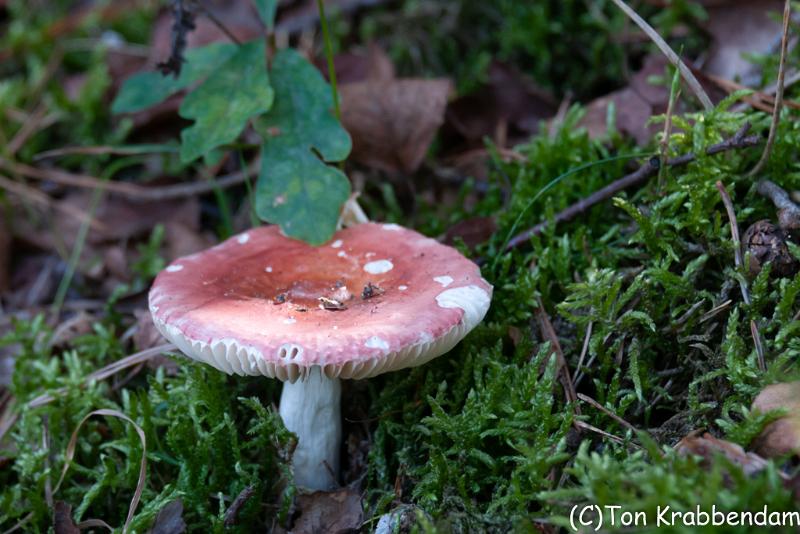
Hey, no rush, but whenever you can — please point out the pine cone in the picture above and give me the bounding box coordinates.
[742,219,799,277]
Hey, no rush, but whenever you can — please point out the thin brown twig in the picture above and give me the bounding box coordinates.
[716,181,767,372]
[573,420,641,449]
[0,158,258,201]
[0,173,108,231]
[749,0,792,176]
[534,296,579,411]
[223,485,256,527]
[576,393,638,435]
[505,122,760,251]
[195,1,242,45]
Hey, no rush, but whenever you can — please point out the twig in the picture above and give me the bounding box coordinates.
[756,179,800,232]
[0,173,107,231]
[576,393,638,435]
[195,1,242,45]
[505,122,760,250]
[573,420,640,449]
[223,485,256,527]
[158,0,197,76]
[608,0,713,110]
[716,181,766,372]
[0,157,258,201]
[749,0,792,176]
[534,296,579,410]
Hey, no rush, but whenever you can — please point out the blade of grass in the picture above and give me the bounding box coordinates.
[608,0,713,111]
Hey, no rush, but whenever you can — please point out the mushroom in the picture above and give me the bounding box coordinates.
[149,222,492,490]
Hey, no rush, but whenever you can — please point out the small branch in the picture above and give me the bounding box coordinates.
[749,0,792,176]
[716,181,766,372]
[195,1,242,45]
[505,122,759,250]
[608,0,713,111]
[757,179,800,231]
[0,158,258,201]
[158,0,197,76]
[576,393,638,435]
[223,485,256,527]
[534,296,579,411]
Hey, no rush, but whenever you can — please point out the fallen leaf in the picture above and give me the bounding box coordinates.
[441,216,497,249]
[579,55,670,145]
[53,501,80,534]
[444,61,555,150]
[58,193,201,246]
[751,382,800,458]
[340,79,452,173]
[320,45,395,85]
[133,309,167,351]
[703,0,784,84]
[148,499,186,534]
[676,432,769,476]
[292,487,363,534]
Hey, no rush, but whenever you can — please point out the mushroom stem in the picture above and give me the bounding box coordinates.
[279,366,341,490]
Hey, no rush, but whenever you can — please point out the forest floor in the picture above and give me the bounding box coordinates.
[2,1,800,532]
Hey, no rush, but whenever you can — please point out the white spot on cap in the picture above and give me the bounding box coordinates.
[331,239,343,248]
[237,233,250,244]
[337,251,347,258]
[365,336,389,351]
[283,317,296,325]
[365,252,376,258]
[398,285,408,291]
[434,275,454,287]
[333,325,339,330]
[364,259,393,274]
[265,266,273,273]
[166,264,184,272]
[382,223,402,231]
[436,285,492,331]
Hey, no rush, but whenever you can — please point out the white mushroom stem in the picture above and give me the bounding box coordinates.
[279,366,341,490]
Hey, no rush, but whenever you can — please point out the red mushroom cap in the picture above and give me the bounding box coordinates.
[149,223,492,381]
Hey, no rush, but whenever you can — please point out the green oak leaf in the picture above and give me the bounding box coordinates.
[255,48,352,245]
[255,0,278,30]
[179,40,273,163]
[111,42,237,114]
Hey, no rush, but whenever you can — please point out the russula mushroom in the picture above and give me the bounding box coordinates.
[149,222,492,490]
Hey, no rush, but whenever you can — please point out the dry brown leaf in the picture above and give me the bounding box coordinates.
[444,61,555,149]
[148,500,186,534]
[676,432,769,476]
[340,79,452,174]
[321,45,395,84]
[133,309,168,352]
[704,0,784,84]
[751,382,800,457]
[292,487,363,534]
[579,55,670,145]
[441,216,497,249]
[53,501,80,534]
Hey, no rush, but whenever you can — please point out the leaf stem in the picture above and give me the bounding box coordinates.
[316,0,341,122]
